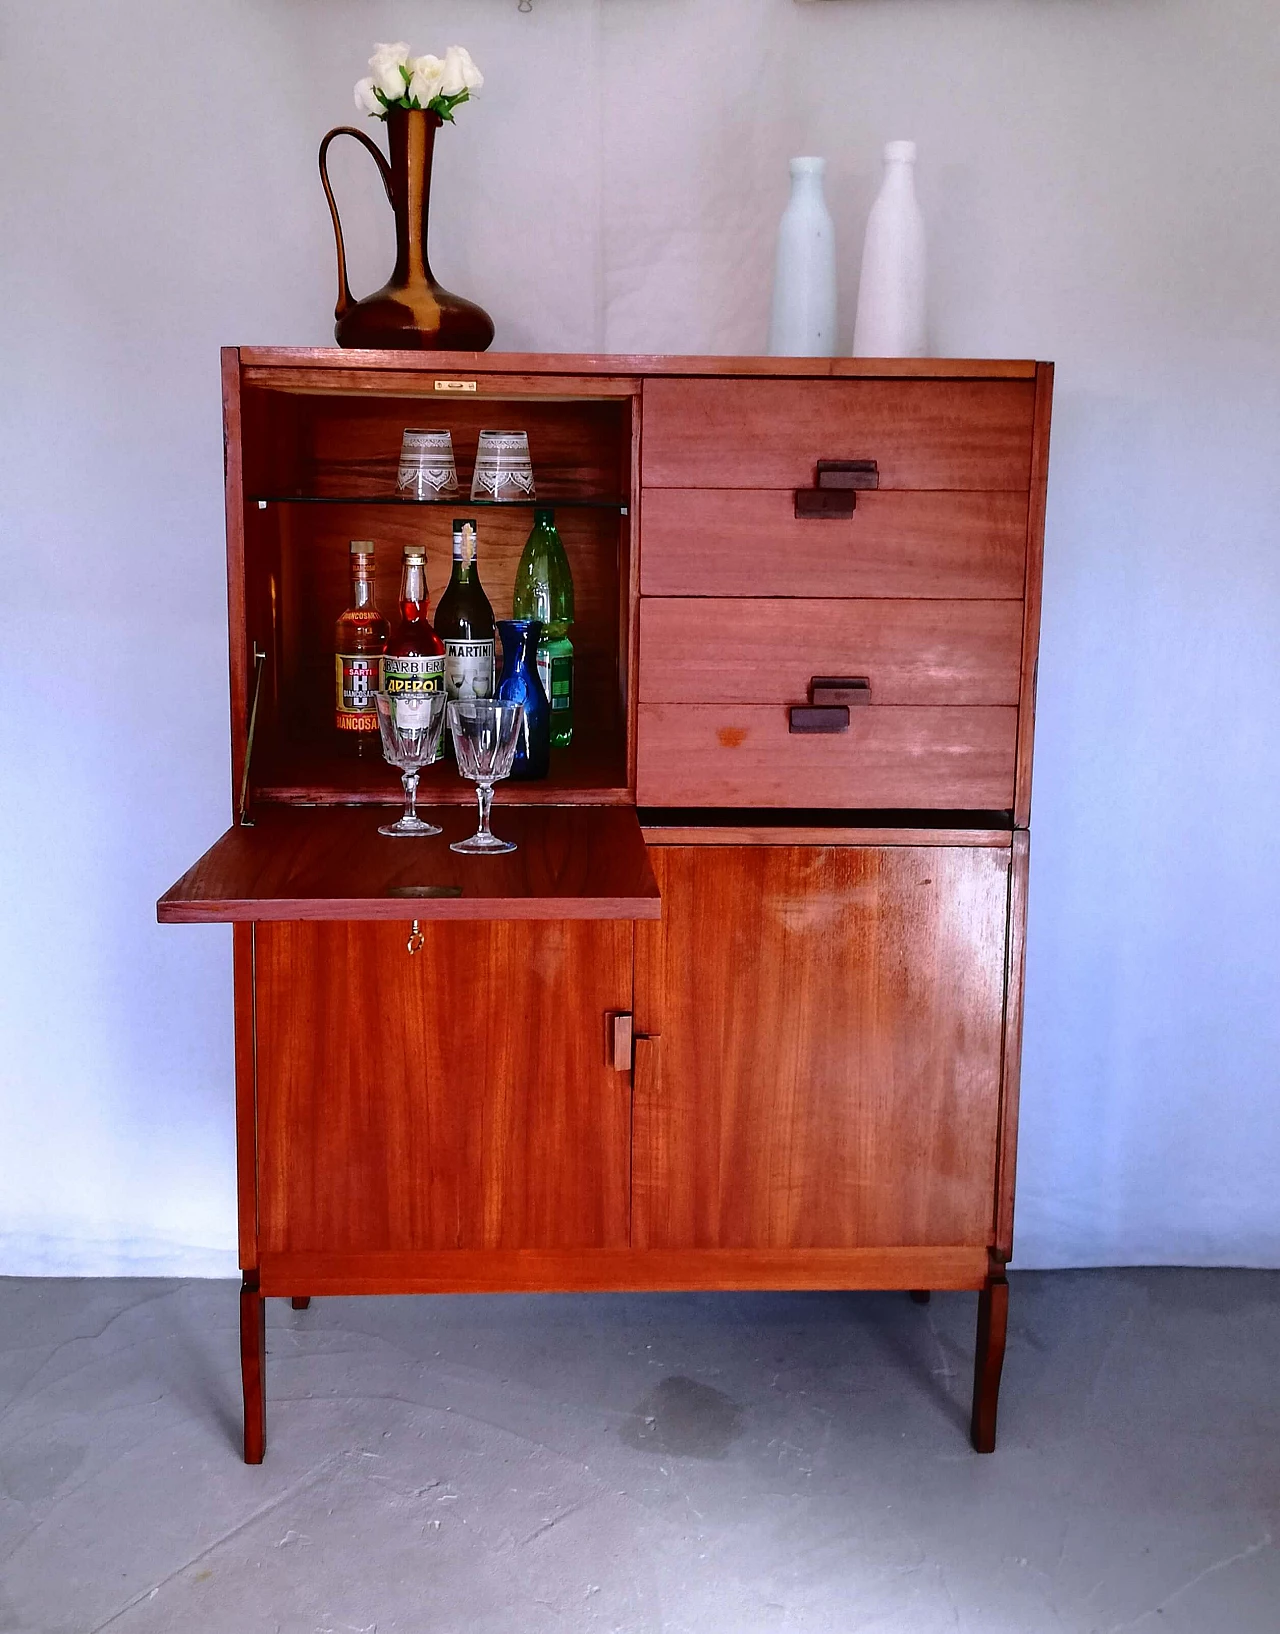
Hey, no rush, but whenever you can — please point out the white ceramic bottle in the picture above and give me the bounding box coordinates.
[768,156,837,357]
[852,140,927,358]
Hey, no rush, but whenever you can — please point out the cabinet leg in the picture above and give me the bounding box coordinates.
[240,1274,266,1464]
[291,1296,311,1311]
[970,1273,1009,1454]
[909,1289,931,1304]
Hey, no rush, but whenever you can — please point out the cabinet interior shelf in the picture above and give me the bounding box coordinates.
[251,726,629,808]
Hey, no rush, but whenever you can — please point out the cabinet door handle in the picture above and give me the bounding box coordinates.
[811,675,871,706]
[789,705,850,734]
[609,1012,634,1071]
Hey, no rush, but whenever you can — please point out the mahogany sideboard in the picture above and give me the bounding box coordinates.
[158,348,1051,1461]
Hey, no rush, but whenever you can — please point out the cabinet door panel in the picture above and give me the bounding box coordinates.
[256,920,632,1253]
[634,846,1009,1249]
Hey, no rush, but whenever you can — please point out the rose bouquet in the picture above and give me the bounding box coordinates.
[355,42,483,123]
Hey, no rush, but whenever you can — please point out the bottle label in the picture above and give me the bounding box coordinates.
[382,653,446,696]
[453,524,477,568]
[335,655,379,729]
[548,652,572,712]
[445,638,494,700]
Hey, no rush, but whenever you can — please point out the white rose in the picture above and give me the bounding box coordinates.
[440,45,483,97]
[407,54,445,108]
[368,41,410,101]
[353,77,382,116]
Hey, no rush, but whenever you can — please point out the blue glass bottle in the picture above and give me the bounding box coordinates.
[496,618,550,780]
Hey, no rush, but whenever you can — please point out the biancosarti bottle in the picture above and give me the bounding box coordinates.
[382,543,446,759]
[852,140,927,358]
[435,519,496,700]
[334,540,389,755]
[768,156,837,357]
[496,618,551,780]
[512,508,574,748]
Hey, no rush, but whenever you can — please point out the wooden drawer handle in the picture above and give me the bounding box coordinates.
[789,704,850,734]
[795,460,879,519]
[811,675,871,706]
[816,459,879,491]
[794,488,854,520]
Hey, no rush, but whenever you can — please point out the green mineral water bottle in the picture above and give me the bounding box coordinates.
[512,508,574,747]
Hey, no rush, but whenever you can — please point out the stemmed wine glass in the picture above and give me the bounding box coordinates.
[446,698,524,854]
[373,690,447,837]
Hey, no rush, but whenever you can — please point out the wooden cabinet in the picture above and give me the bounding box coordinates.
[159,350,1050,1463]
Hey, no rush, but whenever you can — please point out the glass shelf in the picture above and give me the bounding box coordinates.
[250,494,628,512]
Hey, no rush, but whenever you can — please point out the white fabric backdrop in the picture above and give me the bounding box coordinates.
[1,0,1278,1272]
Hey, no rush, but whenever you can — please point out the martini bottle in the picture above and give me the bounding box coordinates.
[512,508,575,747]
[435,519,496,699]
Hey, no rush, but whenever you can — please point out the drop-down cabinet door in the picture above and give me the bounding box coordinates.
[156,803,660,1270]
[632,840,1012,1252]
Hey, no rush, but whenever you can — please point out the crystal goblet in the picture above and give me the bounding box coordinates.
[374,690,447,837]
[446,698,524,854]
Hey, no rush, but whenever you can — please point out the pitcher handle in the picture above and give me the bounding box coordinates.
[318,126,395,322]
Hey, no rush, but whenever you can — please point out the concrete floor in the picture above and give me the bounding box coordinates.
[0,1272,1276,1633]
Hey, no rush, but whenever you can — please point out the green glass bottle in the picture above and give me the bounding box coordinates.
[512,508,574,747]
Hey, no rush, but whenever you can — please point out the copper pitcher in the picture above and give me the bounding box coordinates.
[319,108,495,351]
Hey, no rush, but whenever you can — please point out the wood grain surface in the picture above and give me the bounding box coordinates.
[994,830,1031,1260]
[233,925,258,1269]
[632,845,1010,1250]
[238,348,1039,384]
[641,378,1037,491]
[639,598,1023,707]
[157,805,660,922]
[1014,361,1054,827]
[641,827,1012,849]
[639,488,1029,600]
[257,1244,990,1295]
[255,920,634,1253]
[636,703,1017,809]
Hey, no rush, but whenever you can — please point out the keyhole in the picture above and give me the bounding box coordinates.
[407,919,425,956]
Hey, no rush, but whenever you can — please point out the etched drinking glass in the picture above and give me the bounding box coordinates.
[446,698,524,854]
[374,690,447,836]
[397,429,459,500]
[470,430,535,502]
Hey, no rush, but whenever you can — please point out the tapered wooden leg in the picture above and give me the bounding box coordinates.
[291,1296,311,1310]
[970,1273,1009,1454]
[240,1273,266,1464]
[909,1289,931,1304]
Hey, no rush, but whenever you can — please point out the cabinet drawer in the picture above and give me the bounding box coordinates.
[638,598,1023,707]
[640,488,1028,599]
[641,378,1036,491]
[636,704,1017,808]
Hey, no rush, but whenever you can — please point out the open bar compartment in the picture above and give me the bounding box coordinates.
[234,374,638,810]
